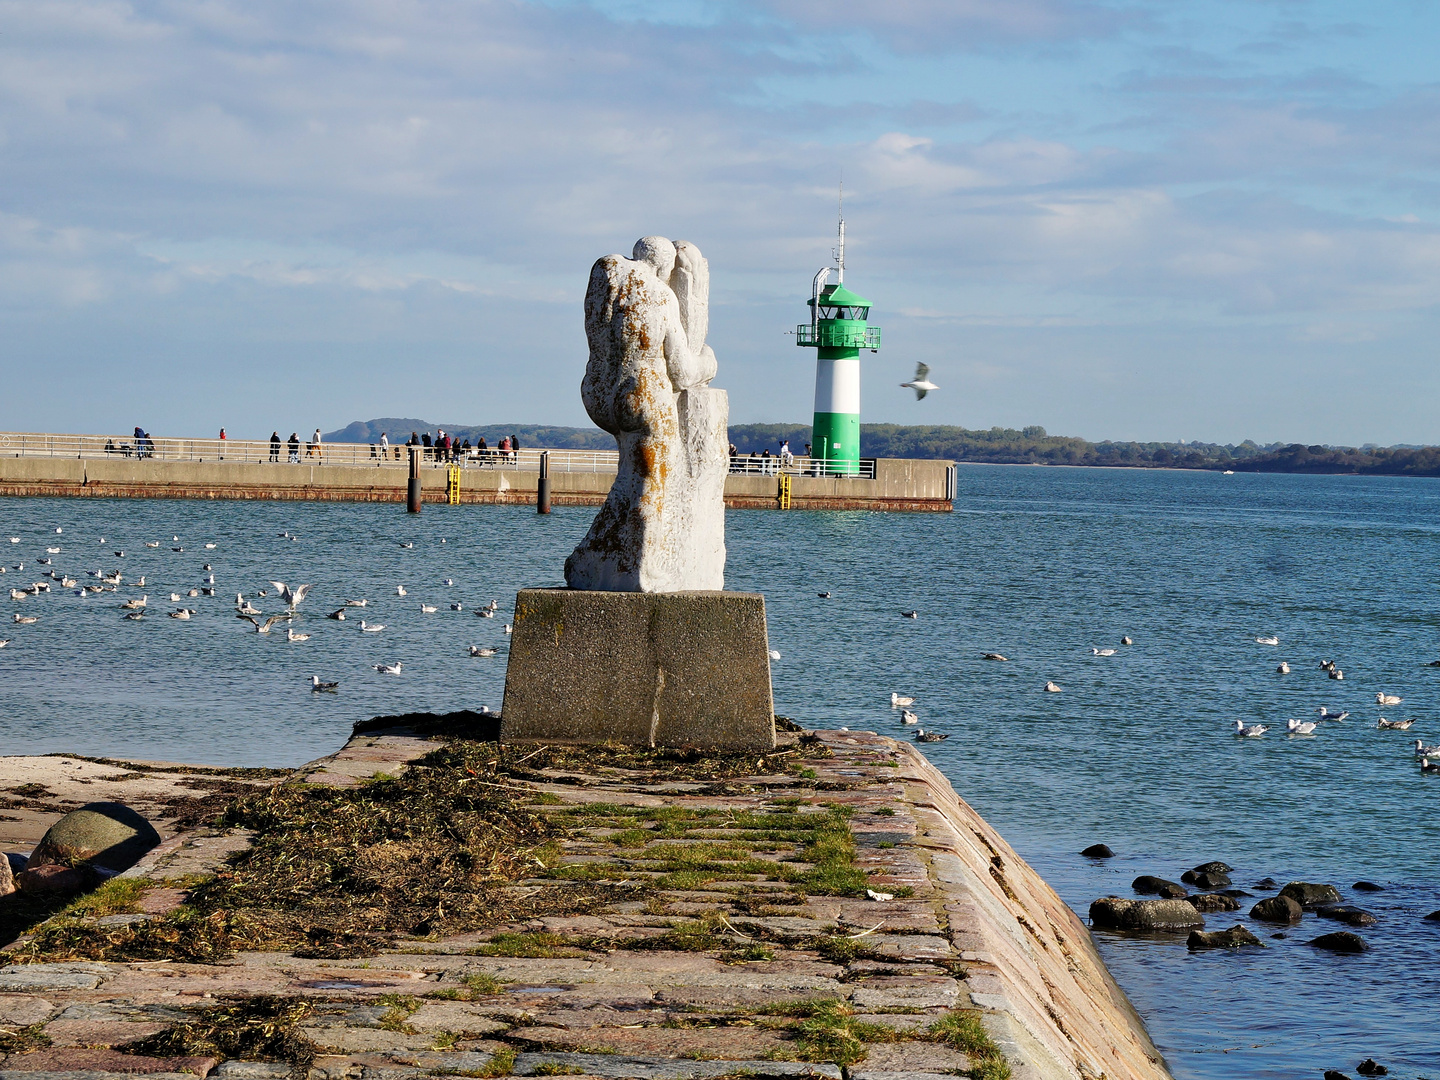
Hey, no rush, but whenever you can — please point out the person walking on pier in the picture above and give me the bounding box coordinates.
[270,432,281,462]
[379,431,389,460]
[288,432,300,463]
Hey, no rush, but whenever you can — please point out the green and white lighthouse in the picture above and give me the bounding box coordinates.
[796,209,880,475]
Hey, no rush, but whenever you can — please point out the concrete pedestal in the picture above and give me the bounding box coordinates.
[500,589,776,751]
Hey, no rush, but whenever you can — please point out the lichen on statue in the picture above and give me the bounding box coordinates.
[565,236,728,593]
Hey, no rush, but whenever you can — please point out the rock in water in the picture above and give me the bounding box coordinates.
[1325,1072,1355,1080]
[1352,881,1383,892]
[1315,904,1378,927]
[1186,893,1241,913]
[1181,869,1232,889]
[1250,895,1303,923]
[1187,925,1262,950]
[1254,877,1279,889]
[28,801,160,873]
[1132,875,1187,897]
[1356,1059,1388,1076]
[1279,881,1342,909]
[1190,860,1234,874]
[1089,897,1205,931]
[1309,931,1368,953]
[1425,909,1440,922]
[1081,843,1114,858]
[564,237,727,593]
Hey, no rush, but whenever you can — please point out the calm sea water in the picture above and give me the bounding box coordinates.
[1,468,1437,1079]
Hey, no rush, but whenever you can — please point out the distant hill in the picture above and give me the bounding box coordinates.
[325,419,1440,477]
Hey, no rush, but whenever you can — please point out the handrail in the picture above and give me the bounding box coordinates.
[0,432,877,480]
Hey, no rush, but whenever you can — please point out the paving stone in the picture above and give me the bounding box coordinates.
[402,1003,508,1036]
[849,976,961,1010]
[508,1024,788,1058]
[296,1028,436,1054]
[42,1021,172,1049]
[856,1043,971,1073]
[210,1065,291,1080]
[0,1072,203,1080]
[0,966,112,992]
[0,1050,215,1075]
[511,1053,843,1078]
[0,995,56,1026]
[378,1050,496,1073]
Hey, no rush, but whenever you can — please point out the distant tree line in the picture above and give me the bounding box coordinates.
[328,418,1440,477]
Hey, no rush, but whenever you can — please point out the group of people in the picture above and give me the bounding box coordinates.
[266,429,324,463]
[367,431,523,466]
[103,427,157,458]
[727,438,798,475]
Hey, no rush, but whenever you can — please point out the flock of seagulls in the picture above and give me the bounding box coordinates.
[2,526,516,696]
[1229,635,1438,774]
[889,690,946,741]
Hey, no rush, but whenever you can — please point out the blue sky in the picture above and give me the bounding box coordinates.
[2,0,1438,444]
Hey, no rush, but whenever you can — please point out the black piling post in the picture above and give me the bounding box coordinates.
[407,446,422,513]
[537,450,551,514]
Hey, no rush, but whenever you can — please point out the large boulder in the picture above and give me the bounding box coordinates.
[1081,844,1114,859]
[0,852,12,897]
[1187,893,1241,913]
[1250,895,1303,923]
[1309,931,1368,953]
[15,863,90,894]
[1316,904,1377,927]
[1190,860,1233,874]
[1280,881,1341,909]
[1090,897,1205,932]
[28,802,160,873]
[1132,875,1187,897]
[1187,925,1262,950]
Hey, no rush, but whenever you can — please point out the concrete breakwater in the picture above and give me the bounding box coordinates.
[0,727,1168,1080]
[0,454,954,512]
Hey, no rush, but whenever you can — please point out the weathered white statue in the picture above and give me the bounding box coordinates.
[565,237,727,592]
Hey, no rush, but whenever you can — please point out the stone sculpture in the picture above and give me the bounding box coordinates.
[565,237,728,592]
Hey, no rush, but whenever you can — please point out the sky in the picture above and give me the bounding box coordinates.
[2,0,1439,445]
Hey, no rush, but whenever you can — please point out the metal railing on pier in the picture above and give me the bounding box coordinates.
[0,432,619,474]
[728,455,876,480]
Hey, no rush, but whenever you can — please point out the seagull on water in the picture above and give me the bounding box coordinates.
[1255,635,1279,646]
[236,595,260,616]
[442,578,453,586]
[1377,718,1415,730]
[768,650,781,660]
[1329,669,1344,680]
[0,639,9,648]
[1287,718,1317,735]
[1234,720,1268,737]
[1413,739,1440,758]
[900,709,919,725]
[1422,757,1440,774]
[187,588,199,597]
[1317,707,1350,721]
[374,661,403,675]
[145,541,159,548]
[1377,692,1403,706]
[477,608,494,618]
[1044,681,1062,693]
[360,621,385,633]
[269,582,313,610]
[451,603,463,611]
[901,610,918,619]
[205,543,216,549]
[1277,662,1291,674]
[469,645,497,657]
[286,627,310,642]
[237,613,292,633]
[311,675,339,692]
[326,609,346,620]
[399,542,413,549]
[900,362,939,400]
[396,586,407,596]
[420,603,437,613]
[123,611,144,621]
[891,693,915,707]
[818,591,831,598]
[1121,636,1133,645]
[121,595,147,610]
[1092,647,1116,656]
[983,653,1009,661]
[13,614,38,624]
[503,623,513,634]
[169,609,196,620]
[344,599,367,607]
[914,729,948,742]
[45,547,60,555]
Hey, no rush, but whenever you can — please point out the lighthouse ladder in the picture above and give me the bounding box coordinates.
[446,464,462,505]
[777,473,792,510]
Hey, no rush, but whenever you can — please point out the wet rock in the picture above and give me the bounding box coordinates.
[1325,1072,1354,1080]
[1425,910,1440,922]
[1270,933,1287,939]
[1255,877,1279,889]
[1089,896,1205,932]
[1221,889,1254,898]
[1186,893,1241,913]
[1181,869,1232,889]
[1190,861,1233,874]
[1134,875,1180,898]
[15,863,90,894]
[1132,875,1186,896]
[1081,844,1114,859]
[29,802,160,874]
[1309,931,1368,953]
[1315,904,1378,927]
[1352,881,1383,892]
[1279,881,1342,910]
[1356,1059,1388,1076]
[1187,925,1262,950]
[1158,883,1188,899]
[0,851,12,897]
[1250,895,1303,924]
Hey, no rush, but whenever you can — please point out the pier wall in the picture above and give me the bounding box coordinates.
[0,454,953,511]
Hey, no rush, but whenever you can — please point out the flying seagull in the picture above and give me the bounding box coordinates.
[237,613,292,634]
[269,582,314,610]
[900,363,938,400]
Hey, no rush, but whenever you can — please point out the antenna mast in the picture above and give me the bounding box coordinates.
[836,182,845,284]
